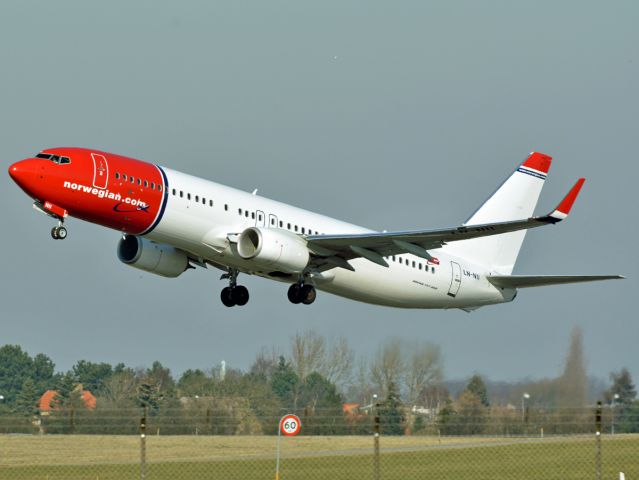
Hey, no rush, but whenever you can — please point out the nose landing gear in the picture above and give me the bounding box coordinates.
[51,221,67,240]
[287,282,317,305]
[220,268,250,307]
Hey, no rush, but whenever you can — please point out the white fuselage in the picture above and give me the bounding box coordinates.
[145,168,514,309]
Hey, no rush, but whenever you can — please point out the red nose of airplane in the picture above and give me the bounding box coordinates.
[8,159,43,196]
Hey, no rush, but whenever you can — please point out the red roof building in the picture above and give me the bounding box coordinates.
[39,387,97,413]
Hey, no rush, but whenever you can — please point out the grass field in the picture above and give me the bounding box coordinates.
[1,434,637,479]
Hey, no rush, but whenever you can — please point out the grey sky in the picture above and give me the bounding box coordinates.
[1,1,636,385]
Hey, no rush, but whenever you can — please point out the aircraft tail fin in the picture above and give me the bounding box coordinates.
[443,152,552,274]
[487,275,624,289]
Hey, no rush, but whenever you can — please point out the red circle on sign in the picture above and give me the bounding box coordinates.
[280,414,302,436]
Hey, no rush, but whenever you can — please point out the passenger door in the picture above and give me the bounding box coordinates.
[91,153,109,190]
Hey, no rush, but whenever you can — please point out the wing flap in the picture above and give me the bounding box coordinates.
[487,275,624,289]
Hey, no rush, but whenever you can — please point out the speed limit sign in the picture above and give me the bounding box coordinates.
[280,414,302,436]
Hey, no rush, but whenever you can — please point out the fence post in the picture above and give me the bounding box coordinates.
[140,405,148,480]
[373,394,380,480]
[595,401,602,480]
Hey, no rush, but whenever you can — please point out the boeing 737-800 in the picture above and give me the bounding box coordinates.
[8,148,622,310]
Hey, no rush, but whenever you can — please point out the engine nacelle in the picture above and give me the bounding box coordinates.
[237,227,310,273]
[117,235,189,278]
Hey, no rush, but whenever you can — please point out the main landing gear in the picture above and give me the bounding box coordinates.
[287,282,317,305]
[51,220,67,240]
[220,269,249,307]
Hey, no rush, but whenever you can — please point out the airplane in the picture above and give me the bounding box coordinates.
[8,148,622,310]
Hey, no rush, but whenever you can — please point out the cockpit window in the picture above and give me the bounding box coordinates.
[35,153,71,165]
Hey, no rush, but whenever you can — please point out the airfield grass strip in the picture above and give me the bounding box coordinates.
[0,436,636,480]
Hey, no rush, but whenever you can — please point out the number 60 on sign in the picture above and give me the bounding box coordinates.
[280,414,301,436]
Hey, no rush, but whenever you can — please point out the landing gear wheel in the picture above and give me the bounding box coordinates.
[287,284,302,304]
[232,285,250,306]
[221,287,235,307]
[50,226,67,240]
[300,285,316,305]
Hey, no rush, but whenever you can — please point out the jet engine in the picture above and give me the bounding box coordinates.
[237,227,310,273]
[117,235,189,278]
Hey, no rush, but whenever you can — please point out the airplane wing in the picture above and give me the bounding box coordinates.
[306,179,585,270]
[487,275,624,288]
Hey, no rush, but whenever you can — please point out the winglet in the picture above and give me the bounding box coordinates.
[548,178,585,222]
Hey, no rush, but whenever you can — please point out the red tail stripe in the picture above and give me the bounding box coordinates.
[522,152,552,174]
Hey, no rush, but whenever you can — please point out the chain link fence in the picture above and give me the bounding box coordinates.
[0,405,637,479]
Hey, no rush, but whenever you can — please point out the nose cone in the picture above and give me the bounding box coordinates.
[8,159,43,196]
[8,161,22,181]
[9,159,32,184]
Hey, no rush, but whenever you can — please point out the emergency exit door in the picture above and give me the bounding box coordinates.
[448,261,462,297]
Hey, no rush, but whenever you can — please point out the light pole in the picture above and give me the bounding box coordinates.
[611,393,620,435]
[521,393,530,423]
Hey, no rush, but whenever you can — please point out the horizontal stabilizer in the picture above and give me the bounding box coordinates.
[487,275,624,289]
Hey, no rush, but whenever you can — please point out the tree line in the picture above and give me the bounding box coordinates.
[0,327,636,435]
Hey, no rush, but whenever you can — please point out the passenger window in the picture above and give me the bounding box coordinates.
[187,193,191,200]
[412,261,416,268]
[180,191,183,198]
[238,208,242,215]
[419,264,422,270]
[172,188,176,196]
[150,182,155,189]
[122,174,127,181]
[202,197,206,205]
[115,172,120,180]
[224,204,228,211]
[301,227,305,234]
[271,218,275,226]
[245,211,249,218]
[209,200,213,207]
[432,267,435,274]
[158,185,162,192]
[251,212,255,219]
[279,221,283,228]
[195,195,199,202]
[259,214,263,221]
[287,223,291,230]
[144,180,149,187]
[130,176,135,183]
[294,225,298,232]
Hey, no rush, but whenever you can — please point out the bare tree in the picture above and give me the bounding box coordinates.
[344,355,375,405]
[558,326,587,408]
[100,370,138,405]
[370,338,403,396]
[405,342,443,407]
[290,330,326,381]
[321,336,354,387]
[249,347,280,378]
